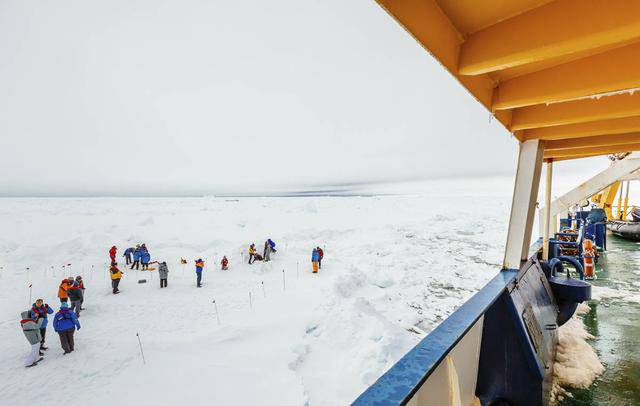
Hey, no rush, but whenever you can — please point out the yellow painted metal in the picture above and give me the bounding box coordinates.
[623,181,630,219]
[435,0,552,36]
[542,160,552,261]
[493,42,640,110]
[617,180,624,219]
[374,0,640,157]
[597,182,621,220]
[544,133,640,151]
[458,0,640,76]
[511,92,640,131]
[375,0,502,120]
[543,143,640,159]
[522,116,640,141]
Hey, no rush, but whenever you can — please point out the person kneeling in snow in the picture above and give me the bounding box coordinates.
[53,302,81,355]
[110,263,123,294]
[221,256,229,270]
[21,310,45,367]
[158,261,169,288]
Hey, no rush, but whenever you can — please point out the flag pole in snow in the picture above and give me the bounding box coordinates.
[296,262,299,279]
[282,269,286,291]
[249,291,252,309]
[261,281,266,298]
[28,283,32,306]
[212,300,220,325]
[136,332,146,365]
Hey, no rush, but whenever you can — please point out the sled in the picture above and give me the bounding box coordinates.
[138,279,147,284]
[146,267,156,271]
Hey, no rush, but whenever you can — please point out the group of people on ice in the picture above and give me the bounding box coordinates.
[247,239,277,264]
[20,238,326,367]
[116,244,151,270]
[20,276,85,367]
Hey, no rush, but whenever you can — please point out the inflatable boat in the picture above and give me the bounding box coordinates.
[607,220,640,241]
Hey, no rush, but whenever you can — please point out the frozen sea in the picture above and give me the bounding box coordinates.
[0,177,615,405]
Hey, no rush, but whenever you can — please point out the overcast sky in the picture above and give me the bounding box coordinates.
[0,0,606,196]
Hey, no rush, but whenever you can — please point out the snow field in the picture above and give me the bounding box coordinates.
[0,189,604,405]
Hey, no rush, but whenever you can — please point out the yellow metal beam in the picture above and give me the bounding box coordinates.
[543,142,640,159]
[598,182,621,220]
[458,0,640,76]
[493,42,640,110]
[376,0,496,109]
[436,0,553,36]
[511,92,640,131]
[545,133,640,151]
[521,116,640,141]
[375,0,514,130]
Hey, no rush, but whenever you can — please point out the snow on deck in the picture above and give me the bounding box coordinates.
[0,193,510,405]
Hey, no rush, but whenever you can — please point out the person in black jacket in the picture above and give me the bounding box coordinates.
[67,280,84,317]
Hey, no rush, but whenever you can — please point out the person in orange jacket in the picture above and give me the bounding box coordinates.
[57,278,73,303]
[221,256,229,270]
[195,259,205,288]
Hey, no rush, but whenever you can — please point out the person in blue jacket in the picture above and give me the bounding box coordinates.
[268,239,276,252]
[123,247,134,265]
[30,299,54,352]
[140,244,151,271]
[311,248,320,273]
[131,244,141,270]
[52,302,81,354]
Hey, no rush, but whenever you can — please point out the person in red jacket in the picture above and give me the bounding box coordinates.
[221,256,229,270]
[317,247,324,269]
[109,246,117,262]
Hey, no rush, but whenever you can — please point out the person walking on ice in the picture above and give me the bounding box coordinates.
[21,310,45,367]
[311,248,320,274]
[195,258,205,288]
[158,261,169,288]
[52,302,80,355]
[30,299,53,353]
[110,263,123,294]
[221,256,229,270]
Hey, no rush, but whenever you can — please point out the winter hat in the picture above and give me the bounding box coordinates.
[75,276,82,281]
[60,302,69,309]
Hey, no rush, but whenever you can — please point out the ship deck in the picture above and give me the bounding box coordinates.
[561,232,640,405]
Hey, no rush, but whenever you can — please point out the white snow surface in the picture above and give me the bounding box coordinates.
[0,186,571,405]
